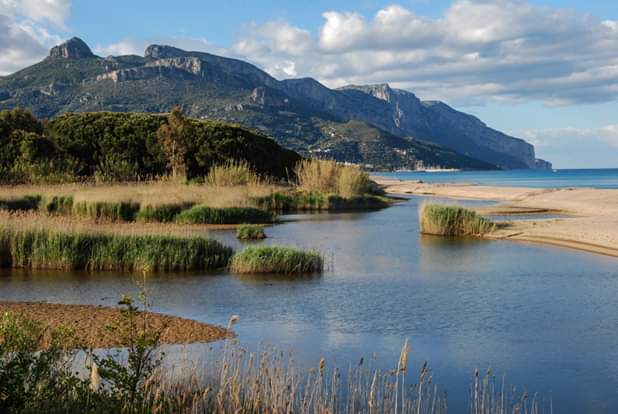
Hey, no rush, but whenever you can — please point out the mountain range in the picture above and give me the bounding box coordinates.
[0,37,550,170]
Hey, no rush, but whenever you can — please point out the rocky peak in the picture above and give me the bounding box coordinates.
[48,37,95,59]
[144,45,188,60]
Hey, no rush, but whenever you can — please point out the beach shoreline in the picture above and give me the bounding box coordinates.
[374,176,618,258]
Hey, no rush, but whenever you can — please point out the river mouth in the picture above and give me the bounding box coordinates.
[1,195,617,413]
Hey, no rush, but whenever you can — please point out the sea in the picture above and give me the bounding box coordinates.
[374,168,618,189]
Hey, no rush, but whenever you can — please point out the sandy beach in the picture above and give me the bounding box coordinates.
[0,302,231,349]
[374,177,618,258]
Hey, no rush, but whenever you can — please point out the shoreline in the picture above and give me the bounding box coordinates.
[0,301,231,349]
[374,177,618,258]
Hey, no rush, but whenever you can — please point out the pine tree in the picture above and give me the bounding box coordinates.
[157,107,193,180]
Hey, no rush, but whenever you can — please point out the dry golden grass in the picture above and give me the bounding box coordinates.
[0,181,279,209]
[0,210,235,238]
[295,159,372,197]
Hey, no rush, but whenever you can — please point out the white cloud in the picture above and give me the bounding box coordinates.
[0,0,70,27]
[0,0,70,74]
[519,125,618,168]
[232,0,618,106]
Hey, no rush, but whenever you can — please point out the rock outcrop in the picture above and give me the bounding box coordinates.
[48,37,95,59]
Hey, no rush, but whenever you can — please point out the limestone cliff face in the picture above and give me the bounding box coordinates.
[337,84,536,169]
[48,37,95,59]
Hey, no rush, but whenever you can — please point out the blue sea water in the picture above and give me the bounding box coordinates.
[375,168,618,189]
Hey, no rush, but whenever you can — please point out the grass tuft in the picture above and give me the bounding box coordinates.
[230,246,323,274]
[419,203,496,237]
[176,205,274,225]
[236,224,266,241]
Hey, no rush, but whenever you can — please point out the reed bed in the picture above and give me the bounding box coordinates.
[0,212,233,271]
[236,224,266,240]
[176,205,274,225]
[295,159,372,197]
[260,191,390,212]
[419,203,496,237]
[138,342,542,414]
[230,246,323,274]
[206,160,263,187]
[136,202,195,223]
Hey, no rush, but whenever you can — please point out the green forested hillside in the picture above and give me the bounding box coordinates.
[0,109,301,183]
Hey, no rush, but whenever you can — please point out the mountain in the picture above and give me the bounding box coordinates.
[0,37,540,170]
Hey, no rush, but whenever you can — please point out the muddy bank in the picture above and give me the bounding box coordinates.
[0,301,231,349]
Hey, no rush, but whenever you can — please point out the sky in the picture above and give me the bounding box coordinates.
[2,0,618,168]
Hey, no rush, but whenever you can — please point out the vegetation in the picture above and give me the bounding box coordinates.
[206,159,261,187]
[0,109,301,184]
[296,159,374,196]
[260,191,390,212]
[0,225,233,271]
[0,303,544,414]
[176,205,274,225]
[230,246,323,274]
[136,202,194,223]
[419,203,496,237]
[157,107,193,180]
[236,224,266,241]
[73,201,141,222]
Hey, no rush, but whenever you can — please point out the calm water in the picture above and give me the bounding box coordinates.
[2,197,618,413]
[376,168,618,189]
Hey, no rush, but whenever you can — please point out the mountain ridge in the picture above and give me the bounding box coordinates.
[0,37,545,170]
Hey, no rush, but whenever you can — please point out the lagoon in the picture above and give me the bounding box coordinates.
[1,196,617,413]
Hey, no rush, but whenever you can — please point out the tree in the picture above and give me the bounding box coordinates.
[157,107,193,180]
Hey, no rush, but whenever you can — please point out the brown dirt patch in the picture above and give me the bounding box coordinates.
[0,301,232,349]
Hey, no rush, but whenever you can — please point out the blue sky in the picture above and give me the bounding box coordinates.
[2,0,618,168]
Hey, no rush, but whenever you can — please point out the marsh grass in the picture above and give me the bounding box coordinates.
[40,195,74,215]
[419,203,496,237]
[176,205,274,225]
[259,191,390,212]
[0,219,233,272]
[295,159,373,197]
[206,160,263,187]
[0,195,41,211]
[236,224,266,241]
[230,246,323,274]
[73,200,141,222]
[136,203,195,223]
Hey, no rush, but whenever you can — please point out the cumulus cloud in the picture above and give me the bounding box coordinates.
[520,125,618,168]
[232,0,618,106]
[0,0,69,75]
